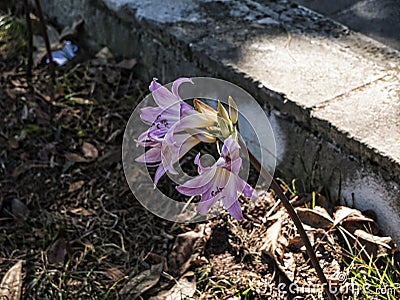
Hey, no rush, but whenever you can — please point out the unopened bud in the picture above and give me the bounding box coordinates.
[228,96,238,125]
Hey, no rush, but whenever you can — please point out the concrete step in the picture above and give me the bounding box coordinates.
[294,0,400,51]
[37,0,400,242]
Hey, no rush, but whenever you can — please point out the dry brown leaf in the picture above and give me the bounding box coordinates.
[47,237,66,266]
[296,206,334,230]
[106,267,125,281]
[35,108,51,126]
[333,206,364,226]
[260,218,285,256]
[119,262,163,298]
[12,164,31,177]
[10,79,28,88]
[334,206,379,234]
[95,47,114,60]
[82,142,98,159]
[168,230,204,278]
[354,230,392,249]
[11,198,29,217]
[347,229,394,257]
[116,58,137,70]
[68,180,85,193]
[69,207,92,216]
[0,260,24,300]
[149,276,196,300]
[261,217,299,283]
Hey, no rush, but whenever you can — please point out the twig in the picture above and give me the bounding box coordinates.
[23,0,33,80]
[33,0,55,88]
[247,149,336,300]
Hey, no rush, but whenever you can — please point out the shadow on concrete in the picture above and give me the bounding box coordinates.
[295,0,400,50]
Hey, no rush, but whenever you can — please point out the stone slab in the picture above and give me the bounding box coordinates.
[313,74,400,176]
[294,0,360,16]
[334,0,400,51]
[294,0,400,51]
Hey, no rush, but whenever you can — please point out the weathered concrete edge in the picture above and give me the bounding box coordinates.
[37,0,400,242]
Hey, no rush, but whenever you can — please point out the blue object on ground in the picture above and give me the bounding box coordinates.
[46,41,78,66]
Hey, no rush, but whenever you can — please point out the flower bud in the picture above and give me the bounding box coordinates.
[228,96,238,125]
[217,101,230,121]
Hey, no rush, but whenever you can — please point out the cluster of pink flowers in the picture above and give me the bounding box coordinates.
[135,78,257,220]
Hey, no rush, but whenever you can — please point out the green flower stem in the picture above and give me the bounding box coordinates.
[247,149,337,300]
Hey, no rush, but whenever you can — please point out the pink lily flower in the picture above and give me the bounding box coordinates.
[135,77,198,184]
[176,136,258,220]
[138,77,194,144]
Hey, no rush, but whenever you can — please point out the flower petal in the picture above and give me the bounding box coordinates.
[194,153,212,174]
[149,77,161,92]
[135,146,161,164]
[176,168,216,196]
[221,136,240,159]
[149,78,179,108]
[197,193,219,215]
[230,156,242,174]
[164,113,216,144]
[137,130,149,143]
[154,164,166,185]
[226,200,243,220]
[161,134,200,175]
[172,77,193,98]
[140,107,162,124]
[196,168,226,214]
[221,170,241,215]
[235,176,258,201]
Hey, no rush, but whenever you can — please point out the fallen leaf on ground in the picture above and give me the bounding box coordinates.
[11,198,29,217]
[82,142,98,158]
[149,276,196,300]
[96,47,114,60]
[68,180,85,193]
[116,58,137,70]
[47,237,66,266]
[119,262,163,298]
[168,230,204,278]
[0,260,24,300]
[260,218,286,257]
[11,164,31,177]
[69,207,92,216]
[334,206,379,234]
[8,138,19,149]
[354,229,393,256]
[334,206,368,226]
[296,206,334,230]
[106,267,125,281]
